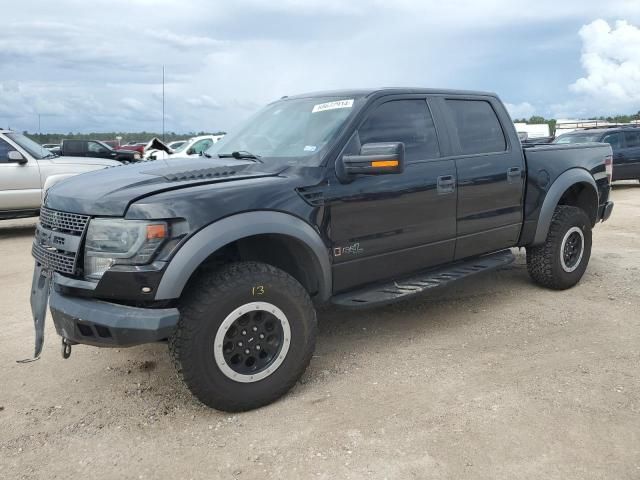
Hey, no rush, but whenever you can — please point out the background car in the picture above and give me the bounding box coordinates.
[60,139,141,162]
[0,130,118,219]
[144,134,224,160]
[553,127,640,181]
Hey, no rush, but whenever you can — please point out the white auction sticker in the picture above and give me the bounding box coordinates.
[312,99,354,113]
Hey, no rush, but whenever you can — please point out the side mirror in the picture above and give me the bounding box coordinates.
[8,151,27,164]
[337,142,405,180]
[186,147,195,155]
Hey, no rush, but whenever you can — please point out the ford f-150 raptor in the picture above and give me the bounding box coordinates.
[28,88,614,411]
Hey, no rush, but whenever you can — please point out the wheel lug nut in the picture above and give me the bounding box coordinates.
[256,345,261,351]
[241,330,247,335]
[259,333,265,339]
[238,341,243,347]
[244,349,250,355]
[252,326,258,332]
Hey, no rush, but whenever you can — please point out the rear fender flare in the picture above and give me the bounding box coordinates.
[532,168,598,245]
[155,211,331,301]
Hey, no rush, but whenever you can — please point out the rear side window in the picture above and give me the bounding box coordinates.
[602,133,622,149]
[358,99,440,162]
[445,99,506,155]
[624,131,640,148]
[0,138,17,163]
[65,141,84,153]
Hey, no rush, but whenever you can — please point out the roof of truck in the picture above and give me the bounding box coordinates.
[283,88,498,100]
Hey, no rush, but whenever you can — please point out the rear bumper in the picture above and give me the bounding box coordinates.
[50,288,179,347]
[599,201,614,222]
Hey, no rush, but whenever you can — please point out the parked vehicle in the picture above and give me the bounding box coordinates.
[29,88,614,412]
[118,142,147,156]
[167,140,187,150]
[145,134,224,160]
[0,130,118,219]
[41,143,60,150]
[102,140,120,149]
[553,126,640,180]
[60,140,141,162]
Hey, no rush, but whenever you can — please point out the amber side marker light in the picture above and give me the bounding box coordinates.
[146,224,167,239]
[371,160,399,168]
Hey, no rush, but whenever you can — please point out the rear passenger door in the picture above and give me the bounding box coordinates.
[439,97,525,259]
[619,131,640,180]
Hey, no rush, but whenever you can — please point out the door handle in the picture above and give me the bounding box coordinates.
[437,175,455,194]
[507,167,521,183]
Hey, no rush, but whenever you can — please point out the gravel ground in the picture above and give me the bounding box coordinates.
[1,184,639,480]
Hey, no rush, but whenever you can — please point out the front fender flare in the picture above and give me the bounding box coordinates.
[532,168,598,245]
[154,211,332,301]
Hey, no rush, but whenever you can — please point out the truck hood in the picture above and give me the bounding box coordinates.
[45,156,285,216]
[50,156,121,167]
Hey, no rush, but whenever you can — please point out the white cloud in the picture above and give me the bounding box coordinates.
[569,19,640,112]
[144,30,225,49]
[505,102,536,120]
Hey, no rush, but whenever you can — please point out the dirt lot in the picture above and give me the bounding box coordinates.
[1,184,639,480]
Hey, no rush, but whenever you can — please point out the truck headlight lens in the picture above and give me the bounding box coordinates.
[84,219,167,280]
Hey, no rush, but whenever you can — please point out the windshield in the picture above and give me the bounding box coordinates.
[172,140,192,153]
[206,96,361,165]
[553,133,603,144]
[6,133,54,159]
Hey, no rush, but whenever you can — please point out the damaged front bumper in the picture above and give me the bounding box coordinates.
[30,268,179,357]
[50,287,180,348]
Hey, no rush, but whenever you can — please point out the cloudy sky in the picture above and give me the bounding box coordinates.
[2,0,640,133]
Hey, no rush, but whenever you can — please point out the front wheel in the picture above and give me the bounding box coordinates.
[526,205,592,290]
[169,261,317,411]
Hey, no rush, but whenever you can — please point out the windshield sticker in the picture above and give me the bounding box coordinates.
[303,145,317,152]
[311,99,354,113]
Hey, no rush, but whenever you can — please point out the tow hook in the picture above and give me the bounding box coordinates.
[61,338,72,359]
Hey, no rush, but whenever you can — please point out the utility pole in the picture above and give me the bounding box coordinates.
[162,65,165,142]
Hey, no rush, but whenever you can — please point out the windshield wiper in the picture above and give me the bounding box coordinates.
[215,151,263,163]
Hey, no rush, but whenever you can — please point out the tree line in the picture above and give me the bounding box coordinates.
[513,112,640,136]
[23,131,226,145]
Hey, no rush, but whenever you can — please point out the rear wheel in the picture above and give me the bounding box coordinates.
[526,205,592,290]
[169,261,317,411]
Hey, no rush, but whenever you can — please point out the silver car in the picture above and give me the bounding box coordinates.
[0,130,119,219]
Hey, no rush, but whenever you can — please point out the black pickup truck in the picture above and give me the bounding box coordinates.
[60,139,141,162]
[29,88,614,411]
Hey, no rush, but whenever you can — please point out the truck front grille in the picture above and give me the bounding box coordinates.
[32,242,77,274]
[39,207,89,236]
[32,207,89,275]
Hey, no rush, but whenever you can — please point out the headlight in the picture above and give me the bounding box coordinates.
[84,218,167,280]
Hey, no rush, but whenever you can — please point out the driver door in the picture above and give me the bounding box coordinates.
[0,138,41,211]
[325,97,457,293]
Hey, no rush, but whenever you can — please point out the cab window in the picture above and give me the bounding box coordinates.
[191,139,213,154]
[0,138,17,163]
[602,133,622,149]
[88,142,109,154]
[624,131,640,148]
[445,99,506,155]
[358,99,440,162]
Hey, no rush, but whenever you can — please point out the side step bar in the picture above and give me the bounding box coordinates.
[331,249,515,308]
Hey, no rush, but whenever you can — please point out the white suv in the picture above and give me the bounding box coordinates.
[0,130,119,220]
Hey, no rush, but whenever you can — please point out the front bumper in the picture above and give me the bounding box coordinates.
[50,287,180,347]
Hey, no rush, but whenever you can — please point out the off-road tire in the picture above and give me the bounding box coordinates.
[169,261,317,411]
[526,205,592,290]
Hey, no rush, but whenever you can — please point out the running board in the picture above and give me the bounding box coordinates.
[331,249,515,308]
